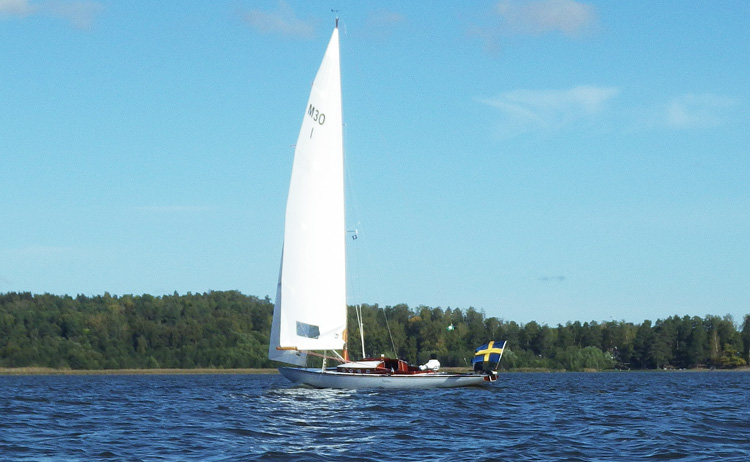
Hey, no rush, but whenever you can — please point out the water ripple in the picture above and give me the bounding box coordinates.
[1,372,750,461]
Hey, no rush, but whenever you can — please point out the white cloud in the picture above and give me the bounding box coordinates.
[242,1,314,39]
[478,85,620,136]
[0,0,102,28]
[497,0,597,37]
[468,0,597,54]
[664,93,736,129]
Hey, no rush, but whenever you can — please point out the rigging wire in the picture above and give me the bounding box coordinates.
[355,304,365,358]
[342,121,398,358]
[340,28,399,358]
[383,307,397,357]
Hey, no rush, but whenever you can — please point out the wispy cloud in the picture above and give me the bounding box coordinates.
[367,10,404,26]
[364,10,404,29]
[497,0,597,37]
[539,275,566,282]
[468,0,597,53]
[0,0,103,29]
[49,0,101,29]
[478,85,620,136]
[664,93,736,129]
[241,0,314,39]
[0,0,34,16]
[357,10,405,40]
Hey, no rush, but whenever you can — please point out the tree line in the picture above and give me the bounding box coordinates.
[1,291,748,371]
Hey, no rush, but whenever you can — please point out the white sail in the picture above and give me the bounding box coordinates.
[269,26,346,365]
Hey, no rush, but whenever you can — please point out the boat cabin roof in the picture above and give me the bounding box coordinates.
[338,360,382,369]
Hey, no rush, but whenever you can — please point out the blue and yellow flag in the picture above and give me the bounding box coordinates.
[472,340,506,372]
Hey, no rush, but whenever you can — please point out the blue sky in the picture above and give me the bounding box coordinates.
[2,1,748,326]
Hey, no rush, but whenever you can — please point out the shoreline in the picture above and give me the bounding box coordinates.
[2,366,748,376]
[0,367,280,376]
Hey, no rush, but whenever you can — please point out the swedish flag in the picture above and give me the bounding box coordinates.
[472,340,506,373]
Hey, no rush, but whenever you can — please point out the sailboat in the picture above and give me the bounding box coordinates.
[268,20,506,389]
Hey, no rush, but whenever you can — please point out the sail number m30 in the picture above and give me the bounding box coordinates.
[308,104,325,125]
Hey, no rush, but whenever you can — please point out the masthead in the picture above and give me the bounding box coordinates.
[331,9,339,28]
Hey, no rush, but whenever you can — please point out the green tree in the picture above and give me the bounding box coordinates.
[742,314,750,364]
[631,320,654,368]
[720,343,747,368]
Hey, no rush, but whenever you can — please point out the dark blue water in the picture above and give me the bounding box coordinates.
[1,372,749,461]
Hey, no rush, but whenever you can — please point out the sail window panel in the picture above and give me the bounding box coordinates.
[296,321,321,339]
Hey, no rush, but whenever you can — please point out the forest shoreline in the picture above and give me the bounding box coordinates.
[3,292,749,372]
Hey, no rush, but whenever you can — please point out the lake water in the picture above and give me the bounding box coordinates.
[1,371,749,461]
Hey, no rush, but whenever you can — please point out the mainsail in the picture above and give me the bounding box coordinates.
[268,25,346,366]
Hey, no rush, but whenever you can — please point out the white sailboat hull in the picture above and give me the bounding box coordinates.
[279,367,492,389]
